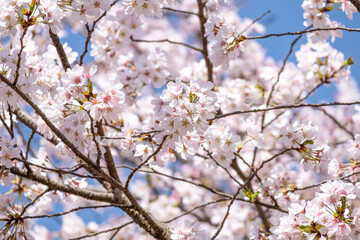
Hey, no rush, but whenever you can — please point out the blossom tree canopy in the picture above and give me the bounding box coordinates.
[1,0,360,239]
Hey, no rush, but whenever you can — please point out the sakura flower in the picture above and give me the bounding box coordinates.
[341,0,357,20]
[240,117,264,148]
[347,134,360,160]
[170,220,207,240]
[0,135,20,168]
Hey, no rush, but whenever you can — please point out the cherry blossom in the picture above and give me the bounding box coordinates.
[0,0,359,239]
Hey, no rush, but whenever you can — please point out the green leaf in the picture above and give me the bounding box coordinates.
[86,79,93,92]
[303,139,314,145]
[189,92,199,103]
[344,57,354,66]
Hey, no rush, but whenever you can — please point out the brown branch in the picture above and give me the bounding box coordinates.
[79,0,119,66]
[13,158,102,180]
[244,27,360,41]
[49,29,71,71]
[130,35,202,52]
[23,204,131,219]
[211,101,360,120]
[265,26,309,108]
[125,135,168,189]
[319,108,354,139]
[211,187,242,240]
[240,10,271,35]
[6,165,115,202]
[69,221,134,240]
[0,113,13,138]
[96,121,123,203]
[13,108,59,145]
[162,7,198,16]
[197,0,213,83]
[14,27,28,85]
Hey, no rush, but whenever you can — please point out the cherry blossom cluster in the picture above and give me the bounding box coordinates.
[205,16,245,69]
[279,121,332,172]
[67,0,111,22]
[270,180,360,239]
[170,220,207,240]
[217,78,264,113]
[59,64,126,123]
[0,0,65,37]
[296,41,353,87]
[123,0,169,18]
[202,121,242,167]
[205,13,265,70]
[135,78,219,166]
[90,4,141,63]
[0,135,20,168]
[329,134,360,179]
[302,0,356,41]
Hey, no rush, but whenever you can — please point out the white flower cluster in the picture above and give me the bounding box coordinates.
[135,79,219,166]
[68,0,111,23]
[91,5,141,63]
[279,122,318,149]
[302,0,356,42]
[153,78,218,137]
[170,220,207,240]
[205,16,245,70]
[296,41,352,86]
[203,122,241,168]
[0,135,20,168]
[270,180,360,239]
[123,0,174,18]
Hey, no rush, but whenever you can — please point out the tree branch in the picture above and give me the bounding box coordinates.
[197,0,214,83]
[211,101,360,120]
[49,29,71,71]
[244,27,360,40]
[130,35,202,52]
[6,165,115,203]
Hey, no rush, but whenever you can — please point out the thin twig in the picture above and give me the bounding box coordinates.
[211,187,242,240]
[211,101,360,120]
[69,221,134,240]
[23,204,132,219]
[14,27,28,85]
[130,36,202,52]
[162,7,198,15]
[163,199,229,223]
[319,108,354,139]
[79,0,119,65]
[197,0,214,83]
[25,130,36,160]
[243,27,360,41]
[294,170,360,191]
[125,136,168,189]
[0,114,13,138]
[240,10,271,35]
[49,29,71,71]
[265,26,310,108]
